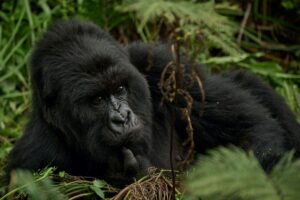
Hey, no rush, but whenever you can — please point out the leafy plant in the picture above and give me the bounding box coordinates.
[118,0,242,56]
[184,147,300,200]
[2,168,66,200]
[1,168,115,200]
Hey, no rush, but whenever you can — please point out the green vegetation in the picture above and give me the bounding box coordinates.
[184,147,300,200]
[0,0,299,199]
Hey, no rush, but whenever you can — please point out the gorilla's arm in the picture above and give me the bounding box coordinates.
[223,70,300,152]
[5,116,72,176]
[5,115,150,184]
[191,75,288,170]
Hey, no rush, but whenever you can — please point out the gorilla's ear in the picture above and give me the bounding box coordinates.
[30,63,61,132]
[31,63,56,109]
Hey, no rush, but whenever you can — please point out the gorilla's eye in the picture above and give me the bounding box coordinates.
[92,96,103,105]
[116,85,126,94]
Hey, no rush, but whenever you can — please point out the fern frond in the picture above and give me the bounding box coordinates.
[117,0,242,55]
[184,147,281,200]
[271,152,300,200]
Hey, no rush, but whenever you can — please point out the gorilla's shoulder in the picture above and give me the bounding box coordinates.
[127,42,207,82]
[126,42,206,74]
[126,42,173,73]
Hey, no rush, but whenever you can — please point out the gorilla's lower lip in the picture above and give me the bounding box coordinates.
[109,124,141,136]
[107,129,140,147]
[109,117,142,135]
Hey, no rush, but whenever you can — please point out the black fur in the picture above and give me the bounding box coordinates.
[127,42,300,171]
[5,19,300,185]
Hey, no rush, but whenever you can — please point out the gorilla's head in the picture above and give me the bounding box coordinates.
[30,20,153,174]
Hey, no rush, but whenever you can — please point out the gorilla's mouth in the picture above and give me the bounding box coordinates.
[109,119,142,137]
[109,112,142,136]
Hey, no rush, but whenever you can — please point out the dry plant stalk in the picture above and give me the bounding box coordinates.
[158,44,205,169]
[112,168,180,200]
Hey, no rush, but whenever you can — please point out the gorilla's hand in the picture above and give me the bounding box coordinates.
[122,147,138,174]
[104,147,151,185]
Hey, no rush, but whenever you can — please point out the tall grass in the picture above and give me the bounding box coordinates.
[0,1,54,168]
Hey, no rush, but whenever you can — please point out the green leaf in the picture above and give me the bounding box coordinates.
[90,180,106,198]
[249,61,283,74]
[203,53,262,64]
[58,171,65,178]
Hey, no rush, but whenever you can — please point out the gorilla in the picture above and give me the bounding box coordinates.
[5,19,300,186]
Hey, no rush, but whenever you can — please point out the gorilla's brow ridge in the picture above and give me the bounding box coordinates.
[68,65,131,103]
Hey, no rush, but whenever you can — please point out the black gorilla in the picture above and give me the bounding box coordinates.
[5,19,300,185]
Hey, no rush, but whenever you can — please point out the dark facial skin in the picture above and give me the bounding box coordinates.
[93,85,141,141]
[108,86,141,135]
[84,82,146,178]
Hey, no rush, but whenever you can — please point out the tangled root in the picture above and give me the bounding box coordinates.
[112,168,181,200]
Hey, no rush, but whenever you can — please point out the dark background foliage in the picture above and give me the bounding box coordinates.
[0,0,299,199]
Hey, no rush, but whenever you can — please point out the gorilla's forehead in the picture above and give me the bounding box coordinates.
[68,37,137,83]
[68,37,128,72]
[39,32,146,99]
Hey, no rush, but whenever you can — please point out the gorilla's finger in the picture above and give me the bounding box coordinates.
[122,147,138,174]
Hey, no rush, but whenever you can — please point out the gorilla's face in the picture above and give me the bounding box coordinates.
[32,31,152,163]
